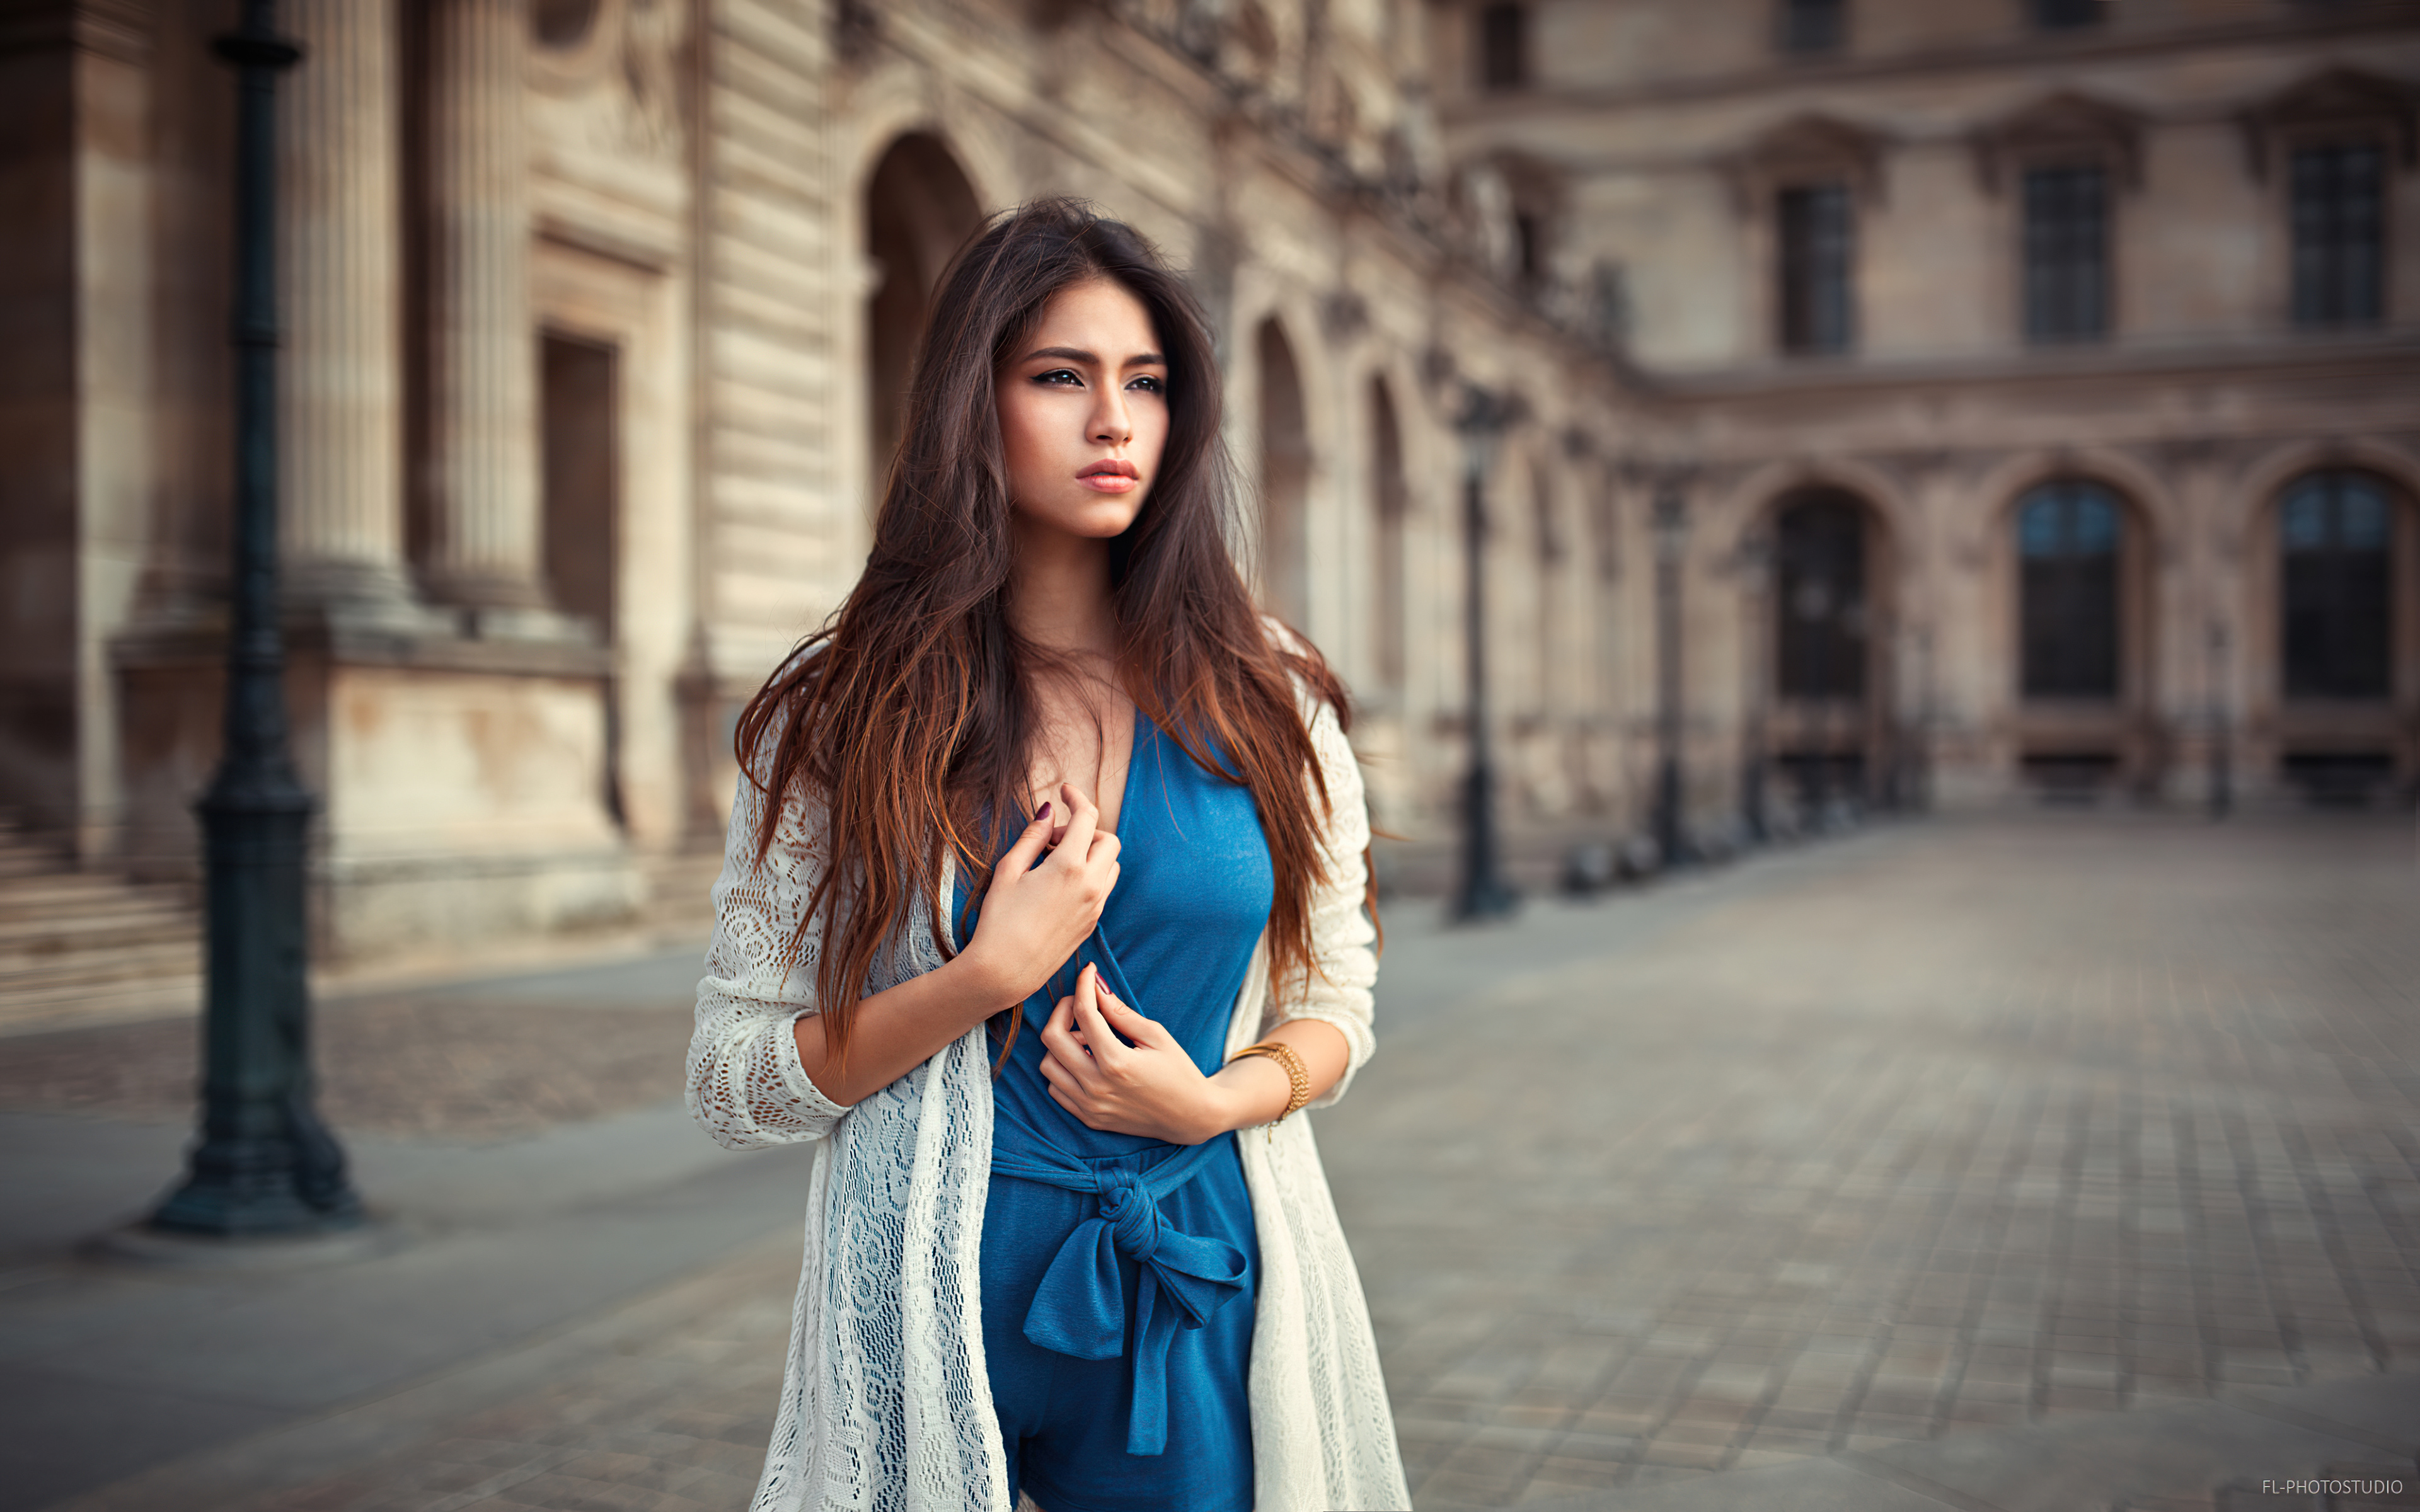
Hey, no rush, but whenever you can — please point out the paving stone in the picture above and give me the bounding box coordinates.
[35,813,2420,1511]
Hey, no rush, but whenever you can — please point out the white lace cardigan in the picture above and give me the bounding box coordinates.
[685,682,1412,1512]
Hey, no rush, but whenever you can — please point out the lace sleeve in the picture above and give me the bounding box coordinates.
[1270,687,1378,1109]
[686,731,851,1151]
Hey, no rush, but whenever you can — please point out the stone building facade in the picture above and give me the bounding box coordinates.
[1441,0,2420,820]
[0,0,1634,972]
[3,0,2414,976]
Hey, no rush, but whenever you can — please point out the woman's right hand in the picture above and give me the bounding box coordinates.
[957,781,1121,1012]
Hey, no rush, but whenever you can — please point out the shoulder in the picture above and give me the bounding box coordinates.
[733,642,838,830]
[740,643,828,755]
[1255,617,1359,805]
[1256,614,1348,731]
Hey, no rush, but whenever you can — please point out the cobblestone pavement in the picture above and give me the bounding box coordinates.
[1324,813,2420,1508]
[0,960,701,1139]
[54,1235,801,1512]
[40,813,2420,1512]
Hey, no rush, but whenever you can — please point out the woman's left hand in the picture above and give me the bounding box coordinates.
[1037,964,1229,1145]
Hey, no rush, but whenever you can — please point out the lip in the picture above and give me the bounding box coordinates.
[1077,459,1141,493]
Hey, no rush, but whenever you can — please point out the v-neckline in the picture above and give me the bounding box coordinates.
[1098,702,1146,839]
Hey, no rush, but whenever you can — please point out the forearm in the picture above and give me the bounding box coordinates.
[1202,1017,1350,1136]
[790,953,1020,1106]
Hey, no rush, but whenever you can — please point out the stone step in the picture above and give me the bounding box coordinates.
[0,937,202,987]
[647,852,725,936]
[0,971,202,1034]
[0,885,197,924]
[0,818,205,1031]
[0,915,201,966]
[0,840,71,876]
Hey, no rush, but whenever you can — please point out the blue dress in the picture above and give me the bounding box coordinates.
[954,709,1274,1512]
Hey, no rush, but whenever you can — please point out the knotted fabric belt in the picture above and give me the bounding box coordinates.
[990,1109,1250,1456]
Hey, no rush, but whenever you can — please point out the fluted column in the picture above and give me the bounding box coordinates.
[280,0,414,612]
[425,0,546,612]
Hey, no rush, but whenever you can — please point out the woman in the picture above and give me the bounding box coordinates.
[688,198,1408,1512]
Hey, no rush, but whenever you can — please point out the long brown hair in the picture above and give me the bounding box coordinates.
[734,197,1351,1068]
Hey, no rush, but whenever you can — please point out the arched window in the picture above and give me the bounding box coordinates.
[865,135,982,491]
[1368,378,1407,694]
[1775,493,1867,699]
[1534,468,1562,712]
[2018,480,2122,699]
[1256,320,1310,627]
[2281,471,2394,700]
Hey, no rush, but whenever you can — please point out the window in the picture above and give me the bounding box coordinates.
[2281,471,2394,699]
[1535,476,1562,712]
[1778,184,1855,355]
[1257,320,1311,629]
[1370,379,1409,694]
[1513,210,1545,289]
[535,0,601,48]
[1478,3,1527,92]
[541,333,617,636]
[2032,0,2102,29]
[2019,481,2122,699]
[1778,0,1845,54]
[2291,143,2384,326]
[2024,164,2109,342]
[541,332,623,823]
[1777,494,1868,699]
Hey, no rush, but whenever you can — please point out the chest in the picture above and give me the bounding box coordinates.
[1108,725,1271,928]
[1023,689,1138,834]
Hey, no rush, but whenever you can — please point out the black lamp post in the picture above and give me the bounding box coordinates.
[1451,386,1519,922]
[1908,621,1935,813]
[1651,482,1688,868]
[1737,527,1772,844]
[149,1,360,1238]
[2208,617,2232,820]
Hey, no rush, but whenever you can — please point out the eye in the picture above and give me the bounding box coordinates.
[1033,368,1083,386]
[1127,374,1165,394]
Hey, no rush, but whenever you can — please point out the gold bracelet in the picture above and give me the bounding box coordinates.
[1228,1041,1311,1137]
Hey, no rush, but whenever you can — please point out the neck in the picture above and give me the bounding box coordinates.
[1006,515,1119,663]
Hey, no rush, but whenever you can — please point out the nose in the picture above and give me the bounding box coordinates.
[1091,384,1132,447]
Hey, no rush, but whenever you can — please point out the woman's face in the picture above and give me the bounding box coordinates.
[996,277,1170,544]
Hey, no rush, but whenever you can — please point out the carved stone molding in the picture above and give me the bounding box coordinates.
[1320,289,1370,342]
[528,0,618,92]
[2238,66,2420,181]
[1726,112,1891,212]
[1971,91,2144,195]
[0,0,153,62]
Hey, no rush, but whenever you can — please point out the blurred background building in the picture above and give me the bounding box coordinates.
[1,0,2414,1012]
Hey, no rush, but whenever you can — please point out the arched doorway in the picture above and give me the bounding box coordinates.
[2019,480,2121,699]
[1532,464,1562,714]
[2011,477,2148,796]
[2280,471,2392,700]
[1368,375,1407,697]
[865,135,983,496]
[1768,488,1890,813]
[2272,468,2406,803]
[1257,319,1310,627]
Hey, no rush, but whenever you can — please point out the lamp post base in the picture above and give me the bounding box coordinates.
[151,789,361,1238]
[1452,879,1521,922]
[1452,761,1519,923]
[1654,756,1688,870]
[149,1160,363,1238]
[101,1215,384,1269]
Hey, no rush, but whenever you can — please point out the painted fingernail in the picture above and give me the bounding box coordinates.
[1037,801,1052,822]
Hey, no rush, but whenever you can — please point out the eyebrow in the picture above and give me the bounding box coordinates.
[1021,345,1167,367]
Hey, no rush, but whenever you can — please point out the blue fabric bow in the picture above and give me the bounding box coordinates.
[982,919,1252,1455]
[990,1128,1251,1456]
